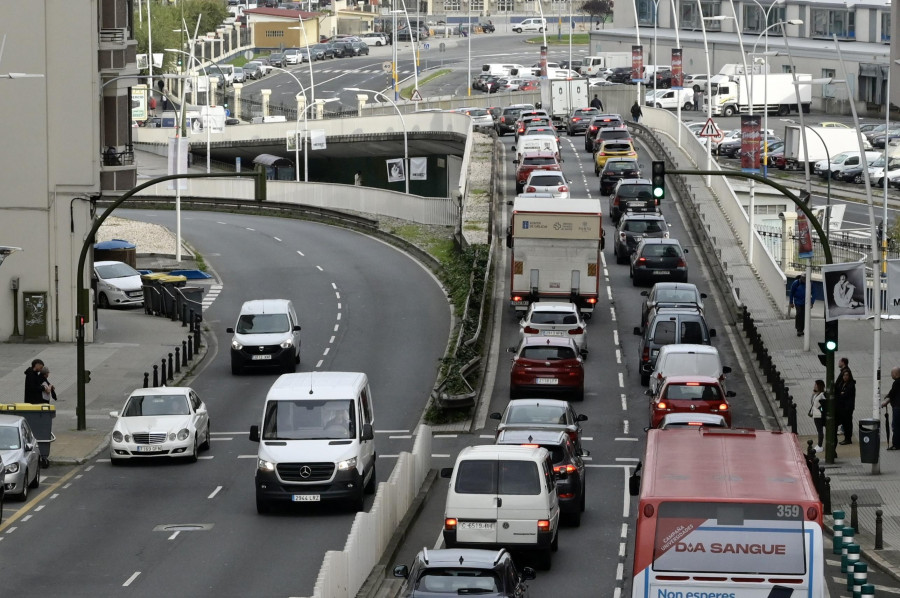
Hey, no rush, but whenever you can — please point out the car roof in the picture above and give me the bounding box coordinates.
[496,428,568,445]
[414,548,511,569]
[527,169,564,177]
[94,260,134,267]
[128,386,192,397]
[239,298,292,314]
[530,302,578,311]
[617,178,651,185]
[0,414,26,426]
[663,375,720,385]
[506,398,570,409]
[621,213,665,221]
[457,444,550,461]
[605,157,638,165]
[639,237,681,245]
[650,282,700,292]
[519,336,579,349]
[658,343,719,355]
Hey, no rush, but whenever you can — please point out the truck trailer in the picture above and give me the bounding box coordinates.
[507,197,604,317]
[540,78,590,130]
[580,52,632,77]
[783,125,872,171]
[706,72,812,117]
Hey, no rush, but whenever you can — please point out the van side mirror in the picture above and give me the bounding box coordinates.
[633,326,642,336]
[521,567,537,581]
[293,325,301,331]
[361,423,374,441]
[709,328,717,337]
[393,565,409,579]
[683,248,689,254]
[489,412,502,420]
[576,413,588,422]
[249,425,260,442]
[726,391,736,398]
[629,472,642,496]
[226,327,235,333]
[722,366,732,374]
[440,467,454,478]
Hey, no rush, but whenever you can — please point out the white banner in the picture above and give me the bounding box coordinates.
[386,158,406,183]
[310,129,326,150]
[286,131,300,152]
[409,157,427,180]
[822,262,868,321]
[887,259,900,316]
[167,137,189,191]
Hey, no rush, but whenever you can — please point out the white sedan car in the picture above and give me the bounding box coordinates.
[518,302,588,356]
[522,170,570,198]
[109,387,211,463]
[452,107,494,129]
[94,260,144,308]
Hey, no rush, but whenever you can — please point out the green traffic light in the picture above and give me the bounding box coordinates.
[825,339,837,351]
[653,187,664,199]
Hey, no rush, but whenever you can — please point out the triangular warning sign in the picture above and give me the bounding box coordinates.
[410,89,423,102]
[698,117,720,137]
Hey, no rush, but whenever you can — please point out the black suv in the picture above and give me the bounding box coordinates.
[393,548,536,597]
[614,212,669,264]
[609,178,654,224]
[566,107,600,136]
[599,157,640,195]
[633,308,716,385]
[496,105,531,134]
[497,428,588,526]
[607,67,633,83]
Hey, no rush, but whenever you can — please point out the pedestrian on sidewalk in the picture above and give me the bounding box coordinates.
[881,366,900,450]
[835,369,856,445]
[808,379,826,452]
[692,86,702,111]
[40,367,58,403]
[631,101,643,123]
[23,359,45,404]
[788,274,812,337]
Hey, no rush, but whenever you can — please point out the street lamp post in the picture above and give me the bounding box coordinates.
[172,15,202,263]
[267,66,308,182]
[165,49,219,174]
[630,0,642,105]
[288,16,316,107]
[346,87,409,194]
[782,118,831,238]
[699,14,726,186]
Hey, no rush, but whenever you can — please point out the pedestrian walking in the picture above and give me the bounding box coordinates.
[788,274,813,337]
[631,101,643,123]
[590,94,603,110]
[40,367,57,403]
[692,86,703,111]
[881,366,900,450]
[808,379,826,452]
[354,171,362,186]
[23,359,45,404]
[835,369,856,445]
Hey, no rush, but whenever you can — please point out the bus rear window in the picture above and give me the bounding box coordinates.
[652,502,808,575]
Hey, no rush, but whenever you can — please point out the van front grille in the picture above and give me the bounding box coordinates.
[277,462,335,482]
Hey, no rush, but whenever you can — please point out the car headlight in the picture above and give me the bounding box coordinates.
[258,459,276,472]
[5,463,19,474]
[177,428,190,441]
[112,430,124,442]
[337,457,357,471]
[231,340,243,350]
[280,339,293,349]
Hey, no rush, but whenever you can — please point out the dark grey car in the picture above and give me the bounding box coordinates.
[614,213,669,264]
[630,238,689,286]
[633,308,716,385]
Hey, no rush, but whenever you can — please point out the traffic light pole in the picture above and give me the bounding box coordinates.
[75,167,267,431]
[667,168,838,462]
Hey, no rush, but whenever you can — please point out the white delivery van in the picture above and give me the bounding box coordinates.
[513,17,548,33]
[250,371,376,513]
[441,445,561,570]
[227,299,301,375]
[514,135,560,163]
[648,344,731,395]
[482,63,525,77]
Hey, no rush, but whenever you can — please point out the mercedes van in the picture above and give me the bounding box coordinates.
[250,372,376,513]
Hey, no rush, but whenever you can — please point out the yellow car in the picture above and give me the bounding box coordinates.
[595,140,638,174]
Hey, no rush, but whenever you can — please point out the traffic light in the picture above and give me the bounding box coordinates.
[651,160,665,202]
[817,320,838,366]
[75,314,86,331]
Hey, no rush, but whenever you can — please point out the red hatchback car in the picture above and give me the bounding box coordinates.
[648,375,735,428]
[508,336,585,401]
[514,151,561,194]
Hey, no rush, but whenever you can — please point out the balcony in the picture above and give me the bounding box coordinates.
[101,144,137,192]
[100,28,126,45]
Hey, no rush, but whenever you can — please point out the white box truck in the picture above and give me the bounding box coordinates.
[540,78,590,130]
[706,72,811,117]
[507,197,604,317]
[580,52,632,77]
[783,125,872,171]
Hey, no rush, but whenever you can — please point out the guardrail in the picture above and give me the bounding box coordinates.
[310,425,432,598]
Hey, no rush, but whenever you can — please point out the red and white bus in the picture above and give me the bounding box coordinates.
[629,428,825,598]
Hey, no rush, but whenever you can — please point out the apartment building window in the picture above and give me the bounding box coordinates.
[638,0,657,26]
[810,8,855,40]
[265,30,285,38]
[681,1,722,31]
[781,64,795,74]
[742,3,785,34]
[858,64,888,103]
[881,12,891,42]
[822,68,836,99]
[443,0,461,11]
[496,0,514,11]
[471,0,484,10]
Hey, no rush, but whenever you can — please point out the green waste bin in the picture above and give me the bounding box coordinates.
[158,275,188,317]
[0,403,55,466]
[140,273,167,315]
[859,419,880,464]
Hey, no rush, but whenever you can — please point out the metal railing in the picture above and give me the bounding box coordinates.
[102,144,135,166]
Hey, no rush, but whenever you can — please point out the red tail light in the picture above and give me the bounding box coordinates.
[512,295,524,302]
[554,464,577,474]
[573,117,581,122]
[521,444,540,448]
[612,197,620,206]
[526,186,536,192]
[445,518,458,530]
[718,403,729,411]
[567,327,583,335]
[677,259,686,267]
[642,347,650,362]
[586,297,597,304]
[537,520,551,532]
[638,257,647,264]
[558,185,569,192]
[523,326,539,334]
[656,401,668,410]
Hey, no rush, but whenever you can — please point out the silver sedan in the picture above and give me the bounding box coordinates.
[0,414,40,501]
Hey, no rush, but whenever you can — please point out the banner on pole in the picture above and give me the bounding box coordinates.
[286,131,301,152]
[386,158,406,183]
[887,259,900,316]
[671,49,683,89]
[310,129,327,150]
[631,45,644,83]
[740,114,762,173]
[410,157,427,180]
[167,137,189,190]
[822,262,868,321]
[796,211,814,260]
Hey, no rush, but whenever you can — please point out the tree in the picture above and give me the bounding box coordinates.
[581,0,614,29]
[132,0,230,74]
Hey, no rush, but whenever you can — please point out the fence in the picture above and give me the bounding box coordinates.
[309,425,432,598]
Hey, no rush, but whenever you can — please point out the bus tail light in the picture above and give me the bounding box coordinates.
[642,503,655,518]
[444,518,458,530]
[806,506,819,520]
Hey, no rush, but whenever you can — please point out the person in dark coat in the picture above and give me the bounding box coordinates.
[881,366,900,450]
[788,274,813,336]
[590,94,603,110]
[835,369,856,445]
[808,379,826,452]
[631,100,643,122]
[23,359,45,404]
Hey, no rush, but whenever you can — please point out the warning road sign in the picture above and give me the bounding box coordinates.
[698,117,721,138]
[410,89,423,102]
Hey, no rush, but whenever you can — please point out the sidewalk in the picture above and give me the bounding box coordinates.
[650,125,900,581]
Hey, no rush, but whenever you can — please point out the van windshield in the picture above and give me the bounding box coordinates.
[236,313,290,334]
[262,399,355,440]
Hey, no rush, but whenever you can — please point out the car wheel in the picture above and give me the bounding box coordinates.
[538,27,544,32]
[376,41,382,46]
[514,28,522,33]
[200,421,211,451]
[684,102,693,110]
[640,372,650,386]
[29,465,40,489]
[18,473,28,501]
[854,173,864,184]
[365,463,377,494]
[98,293,110,309]
[187,437,198,463]
[256,493,271,515]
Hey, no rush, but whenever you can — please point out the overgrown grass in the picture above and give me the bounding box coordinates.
[526,33,591,45]
[400,69,451,99]
[388,224,456,263]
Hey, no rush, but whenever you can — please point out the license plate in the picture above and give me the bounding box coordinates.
[536,378,559,385]
[653,270,671,275]
[459,521,495,530]
[512,300,529,306]
[252,354,273,360]
[292,494,320,502]
[135,445,163,453]
[542,330,565,336]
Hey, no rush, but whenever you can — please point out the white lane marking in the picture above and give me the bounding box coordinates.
[586,464,634,468]
[610,307,617,321]
[431,454,451,458]
[615,437,639,441]
[316,265,323,271]
[613,330,619,345]
[198,456,214,460]
[208,486,223,499]
[169,530,180,540]
[297,250,305,256]
[875,587,900,595]
[34,505,44,512]
[337,303,342,309]
[50,493,59,500]
[332,283,337,289]
[616,457,640,462]
[434,434,458,438]
[618,373,624,388]
[217,221,226,225]
[245,228,255,231]
[621,393,627,410]
[376,429,410,434]
[619,542,626,559]
[85,465,94,472]
[335,292,341,299]
[75,474,83,480]
[583,456,593,461]
[433,529,445,550]
[63,483,72,489]
[336,313,341,320]
[616,562,624,580]
[622,468,631,518]
[616,349,622,364]
[621,523,628,539]
[211,437,232,441]
[614,588,622,598]
[389,435,413,439]
[5,527,17,534]
[334,324,339,332]
[21,515,31,522]
[123,572,141,587]
[623,420,630,434]
[329,336,335,343]
[480,434,495,439]
[323,348,330,356]
[582,436,594,441]
[316,359,324,368]
[238,455,257,459]
[607,287,613,301]
[273,237,282,242]
[211,431,245,435]
[380,454,400,458]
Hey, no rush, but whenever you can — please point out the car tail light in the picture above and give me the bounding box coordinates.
[638,257,647,264]
[558,185,568,192]
[718,403,729,411]
[537,520,551,532]
[512,295,524,302]
[559,492,575,499]
[526,186,536,192]
[521,444,541,448]
[567,430,578,444]
[642,346,649,362]
[586,297,597,305]
[656,401,668,410]
[567,327,583,335]
[445,518,458,530]
[598,152,607,156]
[523,325,539,334]
[612,197,620,206]
[572,117,581,122]
[554,464,577,474]
[677,259,686,267]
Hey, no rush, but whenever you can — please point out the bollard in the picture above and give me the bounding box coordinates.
[161,358,167,385]
[850,494,859,533]
[181,303,188,327]
[811,458,822,494]
[182,340,188,366]
[807,439,816,459]
[168,353,174,381]
[834,509,846,528]
[189,308,195,331]
[193,316,201,349]
[175,348,181,374]
[843,543,860,577]
[833,524,845,555]
[153,364,159,387]
[861,584,874,598]
[823,475,832,514]
[853,562,868,596]
[187,335,194,360]
[143,372,149,388]
[875,509,883,550]
[789,402,798,434]
[842,528,856,557]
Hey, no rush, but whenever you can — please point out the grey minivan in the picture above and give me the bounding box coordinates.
[633,308,716,386]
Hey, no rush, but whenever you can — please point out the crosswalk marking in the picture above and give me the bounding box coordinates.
[202,284,223,311]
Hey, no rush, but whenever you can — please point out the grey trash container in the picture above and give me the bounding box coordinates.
[177,286,204,321]
[158,275,187,317]
[859,419,880,464]
[0,403,55,467]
